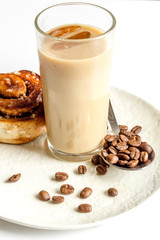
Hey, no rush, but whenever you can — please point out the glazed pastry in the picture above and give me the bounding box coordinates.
[0,70,46,144]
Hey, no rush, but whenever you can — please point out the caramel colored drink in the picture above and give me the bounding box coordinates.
[35,3,116,160]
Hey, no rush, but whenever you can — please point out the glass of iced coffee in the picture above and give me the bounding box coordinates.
[35,2,116,161]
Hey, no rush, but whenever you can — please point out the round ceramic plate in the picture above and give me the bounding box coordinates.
[0,87,159,230]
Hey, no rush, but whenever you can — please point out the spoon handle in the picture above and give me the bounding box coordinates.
[108,99,120,135]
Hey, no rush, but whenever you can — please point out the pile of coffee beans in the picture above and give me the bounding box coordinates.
[100,125,155,169]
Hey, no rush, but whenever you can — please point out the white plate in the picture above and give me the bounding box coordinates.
[0,87,159,230]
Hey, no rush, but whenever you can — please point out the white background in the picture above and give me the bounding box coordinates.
[0,0,160,239]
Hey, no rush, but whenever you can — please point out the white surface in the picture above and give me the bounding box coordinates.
[0,0,160,239]
[0,87,159,230]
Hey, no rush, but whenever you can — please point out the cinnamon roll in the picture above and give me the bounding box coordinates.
[0,70,46,144]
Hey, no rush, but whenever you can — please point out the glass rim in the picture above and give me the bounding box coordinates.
[34,2,116,42]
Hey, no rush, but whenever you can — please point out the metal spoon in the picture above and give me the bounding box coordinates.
[102,100,154,171]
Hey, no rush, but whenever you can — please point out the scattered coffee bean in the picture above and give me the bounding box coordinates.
[96,165,107,175]
[8,173,21,183]
[55,172,68,181]
[91,154,100,165]
[80,187,92,199]
[131,125,142,135]
[78,165,87,174]
[78,204,92,213]
[60,184,74,194]
[140,151,148,163]
[38,190,50,201]
[108,188,118,197]
[52,196,64,204]
[106,154,119,164]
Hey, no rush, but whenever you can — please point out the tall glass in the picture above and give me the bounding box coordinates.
[35,2,116,161]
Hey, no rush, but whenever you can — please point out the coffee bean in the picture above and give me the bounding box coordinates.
[119,134,129,142]
[96,165,107,175]
[106,154,119,164]
[101,149,109,159]
[91,154,100,165]
[108,146,118,155]
[117,153,130,161]
[127,160,139,168]
[118,160,128,166]
[111,139,118,147]
[108,188,118,197]
[105,135,118,142]
[128,135,141,147]
[8,173,21,183]
[80,187,92,199]
[52,196,64,204]
[139,142,152,154]
[103,141,109,149]
[119,149,130,155]
[78,165,87,174]
[116,143,128,151]
[116,141,127,146]
[78,204,92,213]
[99,156,109,167]
[38,190,50,201]
[129,147,140,160]
[120,130,133,137]
[60,184,74,194]
[140,151,148,163]
[119,125,128,131]
[55,172,68,181]
[104,134,112,142]
[116,145,128,151]
[131,125,142,135]
[149,150,155,161]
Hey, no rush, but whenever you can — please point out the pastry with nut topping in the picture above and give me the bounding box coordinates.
[0,70,46,144]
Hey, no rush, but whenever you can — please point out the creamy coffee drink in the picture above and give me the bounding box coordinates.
[38,24,113,154]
